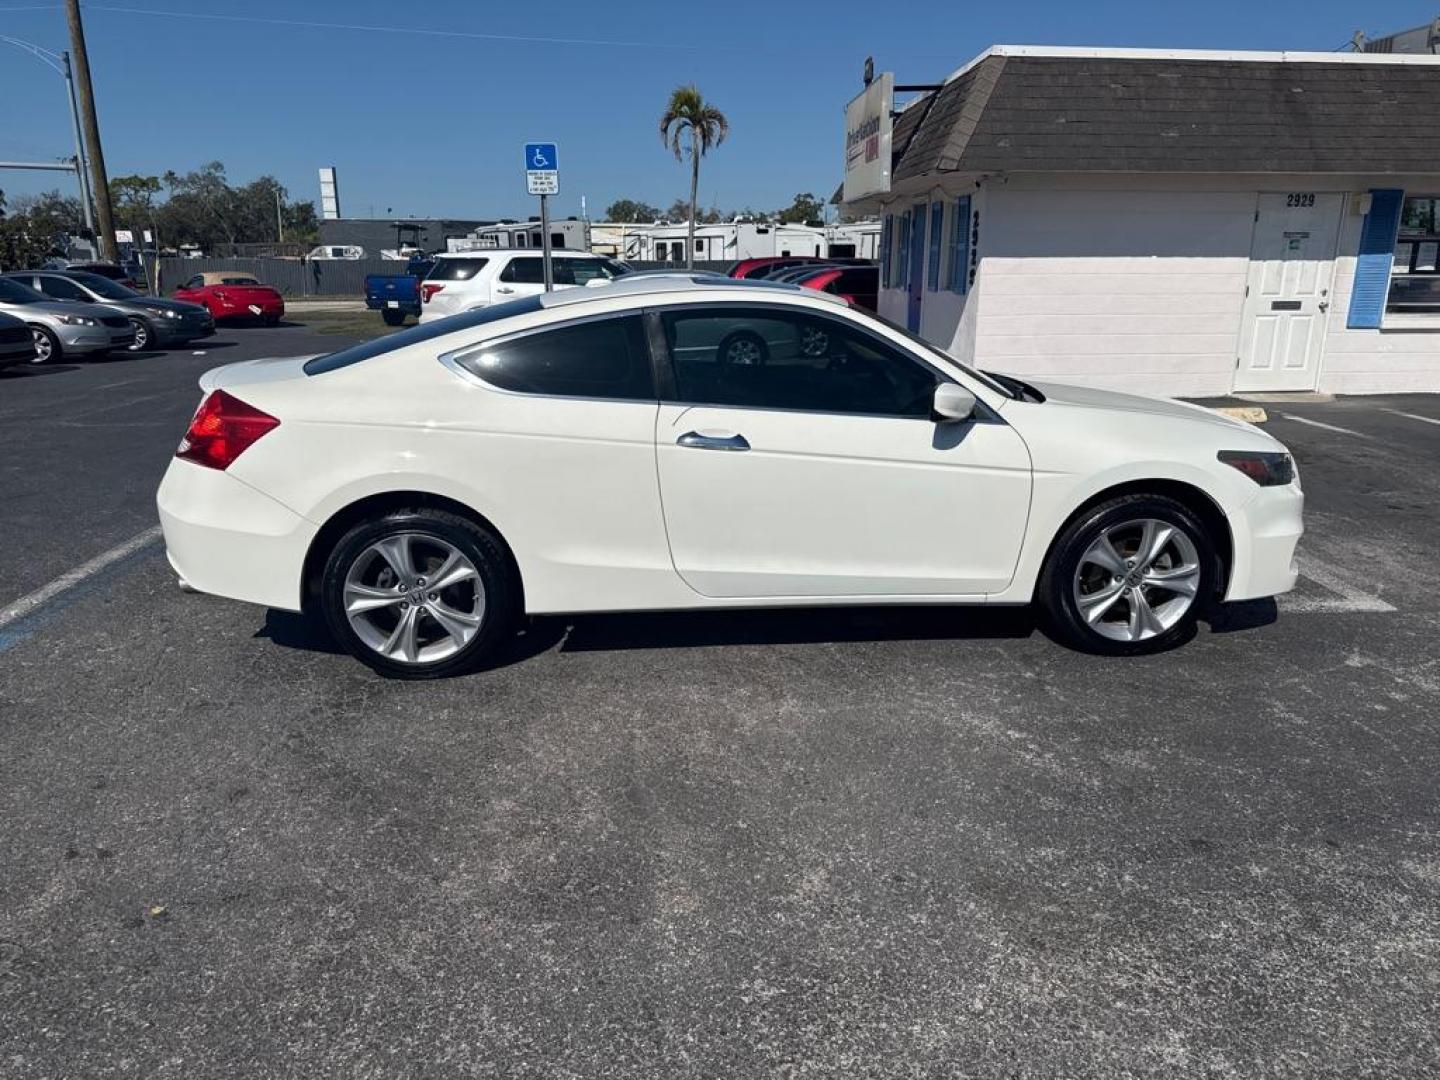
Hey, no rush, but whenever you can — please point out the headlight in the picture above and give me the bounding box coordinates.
[145,306,180,319]
[1218,450,1295,486]
[57,314,99,326]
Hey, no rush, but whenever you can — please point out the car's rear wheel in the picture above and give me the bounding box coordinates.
[320,509,516,678]
[381,309,406,327]
[717,329,768,366]
[28,325,60,363]
[1038,494,1215,656]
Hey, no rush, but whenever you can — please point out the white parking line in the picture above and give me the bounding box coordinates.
[1381,408,1440,428]
[1277,413,1370,438]
[0,526,163,632]
[1281,553,1397,614]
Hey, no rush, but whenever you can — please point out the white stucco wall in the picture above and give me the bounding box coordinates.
[869,173,1440,397]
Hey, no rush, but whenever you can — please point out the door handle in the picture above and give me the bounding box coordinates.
[496,286,515,294]
[677,431,750,452]
[1318,300,1329,311]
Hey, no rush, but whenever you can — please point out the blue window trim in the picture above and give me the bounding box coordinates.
[926,200,944,292]
[948,195,972,294]
[896,210,912,290]
[1347,188,1405,330]
[879,214,893,289]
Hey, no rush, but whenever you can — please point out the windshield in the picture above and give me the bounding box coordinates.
[859,309,1017,399]
[219,276,261,286]
[69,272,138,299]
[0,278,48,304]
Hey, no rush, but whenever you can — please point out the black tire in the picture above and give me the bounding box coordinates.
[320,508,517,679]
[1037,494,1216,656]
[263,315,282,327]
[381,308,406,327]
[717,329,768,366]
[127,316,153,352]
[28,325,60,364]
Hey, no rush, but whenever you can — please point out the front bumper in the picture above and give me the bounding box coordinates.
[157,459,317,612]
[1224,481,1304,602]
[153,318,216,346]
[55,325,118,354]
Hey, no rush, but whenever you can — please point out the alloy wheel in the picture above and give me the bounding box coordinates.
[30,328,51,363]
[342,531,485,664]
[128,318,149,351]
[1072,518,1201,643]
[723,337,763,365]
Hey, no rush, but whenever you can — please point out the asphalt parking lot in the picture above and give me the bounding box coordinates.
[2,327,1438,1077]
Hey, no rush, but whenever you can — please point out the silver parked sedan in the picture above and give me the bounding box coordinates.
[5,270,213,351]
[0,276,134,362]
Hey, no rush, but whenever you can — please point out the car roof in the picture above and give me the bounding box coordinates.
[432,248,600,258]
[194,272,261,285]
[537,273,850,311]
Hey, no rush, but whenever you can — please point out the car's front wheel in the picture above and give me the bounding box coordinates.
[127,316,153,351]
[29,325,59,363]
[1038,494,1216,656]
[320,509,517,678]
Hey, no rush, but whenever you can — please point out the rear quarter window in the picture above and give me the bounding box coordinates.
[426,258,490,282]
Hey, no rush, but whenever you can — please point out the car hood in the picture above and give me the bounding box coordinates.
[1021,379,1257,434]
[0,298,116,321]
[126,296,210,316]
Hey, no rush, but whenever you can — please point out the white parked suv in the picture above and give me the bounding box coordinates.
[418,249,630,323]
[157,275,1303,678]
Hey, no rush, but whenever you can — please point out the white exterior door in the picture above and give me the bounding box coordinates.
[651,304,1032,599]
[1233,192,1343,392]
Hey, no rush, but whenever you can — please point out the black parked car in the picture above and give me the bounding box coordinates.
[0,310,38,371]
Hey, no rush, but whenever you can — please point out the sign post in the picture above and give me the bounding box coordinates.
[524,142,559,292]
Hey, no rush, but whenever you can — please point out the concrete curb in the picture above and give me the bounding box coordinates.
[1213,406,1269,423]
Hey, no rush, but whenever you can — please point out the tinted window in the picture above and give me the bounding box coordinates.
[184,276,203,289]
[68,272,137,298]
[219,276,260,285]
[454,315,653,400]
[499,257,544,284]
[37,275,93,300]
[427,258,489,282]
[304,295,544,375]
[554,257,624,286]
[833,267,878,294]
[661,307,936,417]
[0,278,48,304]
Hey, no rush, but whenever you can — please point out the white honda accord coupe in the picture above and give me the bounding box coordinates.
[157,275,1302,677]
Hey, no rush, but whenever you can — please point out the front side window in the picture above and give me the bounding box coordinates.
[1390,195,1440,312]
[184,275,204,289]
[0,278,48,303]
[660,306,937,417]
[499,257,545,284]
[37,276,90,300]
[453,314,653,400]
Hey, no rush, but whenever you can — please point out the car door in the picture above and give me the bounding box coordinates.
[492,256,547,303]
[652,302,1033,598]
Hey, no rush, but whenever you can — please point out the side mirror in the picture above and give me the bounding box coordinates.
[932,382,977,423]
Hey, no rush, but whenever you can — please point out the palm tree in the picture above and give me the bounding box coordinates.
[659,85,729,268]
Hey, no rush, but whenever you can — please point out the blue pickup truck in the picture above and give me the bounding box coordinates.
[364,256,434,326]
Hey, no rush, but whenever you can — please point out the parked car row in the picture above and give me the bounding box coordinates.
[725,256,879,311]
[0,265,291,364]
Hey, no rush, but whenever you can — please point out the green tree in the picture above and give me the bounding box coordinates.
[0,189,70,269]
[659,85,729,268]
[604,198,661,223]
[110,174,163,242]
[665,198,722,225]
[776,192,825,225]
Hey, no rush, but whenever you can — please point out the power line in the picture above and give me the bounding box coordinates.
[82,4,703,50]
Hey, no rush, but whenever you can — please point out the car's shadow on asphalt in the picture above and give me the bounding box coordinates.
[0,363,81,378]
[258,604,1041,674]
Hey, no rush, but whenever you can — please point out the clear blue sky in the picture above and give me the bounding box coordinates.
[0,0,1433,220]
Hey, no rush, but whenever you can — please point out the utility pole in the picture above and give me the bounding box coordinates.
[276,188,285,243]
[63,0,117,262]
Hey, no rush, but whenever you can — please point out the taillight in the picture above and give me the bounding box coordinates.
[176,389,279,470]
[421,283,444,303]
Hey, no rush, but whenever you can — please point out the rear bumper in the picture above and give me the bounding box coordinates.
[1224,482,1304,602]
[157,459,316,612]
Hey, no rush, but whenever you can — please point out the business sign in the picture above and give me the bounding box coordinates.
[525,142,558,196]
[114,229,134,244]
[318,166,341,220]
[843,71,893,203]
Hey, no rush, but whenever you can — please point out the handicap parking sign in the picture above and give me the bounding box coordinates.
[525,143,558,195]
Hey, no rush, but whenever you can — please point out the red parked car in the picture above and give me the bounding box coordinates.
[173,272,285,325]
[726,256,837,280]
[790,264,880,312]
